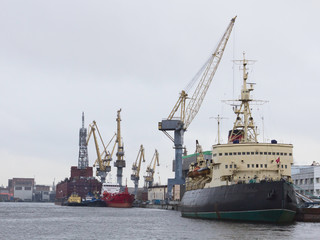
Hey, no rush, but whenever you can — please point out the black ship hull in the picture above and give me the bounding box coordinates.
[180,180,297,223]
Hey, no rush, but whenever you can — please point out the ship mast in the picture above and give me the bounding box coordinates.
[229,53,257,143]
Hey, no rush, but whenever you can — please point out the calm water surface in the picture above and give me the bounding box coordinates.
[0,202,319,239]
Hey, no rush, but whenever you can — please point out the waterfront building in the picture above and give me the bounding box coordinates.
[34,185,50,202]
[9,178,35,201]
[292,162,320,197]
[0,186,12,201]
[148,185,167,202]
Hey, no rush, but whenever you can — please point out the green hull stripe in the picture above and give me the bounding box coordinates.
[182,209,296,223]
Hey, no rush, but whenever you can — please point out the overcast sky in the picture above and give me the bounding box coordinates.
[1,0,319,188]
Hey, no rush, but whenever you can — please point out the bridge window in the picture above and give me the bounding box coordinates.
[247,164,250,168]
[265,164,267,168]
[225,165,228,168]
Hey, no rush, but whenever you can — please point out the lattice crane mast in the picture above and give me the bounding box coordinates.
[86,121,111,183]
[131,144,145,196]
[158,16,236,198]
[144,149,160,188]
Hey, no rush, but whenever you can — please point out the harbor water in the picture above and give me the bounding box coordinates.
[0,202,319,239]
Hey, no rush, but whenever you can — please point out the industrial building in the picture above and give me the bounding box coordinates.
[8,178,35,201]
[0,186,12,201]
[0,179,54,202]
[292,162,320,197]
[148,185,167,203]
[34,185,51,202]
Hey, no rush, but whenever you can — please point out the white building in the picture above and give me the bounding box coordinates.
[292,162,320,197]
[148,185,167,202]
[10,178,35,201]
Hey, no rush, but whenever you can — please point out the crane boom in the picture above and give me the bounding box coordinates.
[185,17,235,128]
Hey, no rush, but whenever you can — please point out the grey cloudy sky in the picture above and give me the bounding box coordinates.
[1,0,319,187]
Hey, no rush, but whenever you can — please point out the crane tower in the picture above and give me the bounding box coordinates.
[114,109,126,187]
[131,144,145,196]
[144,149,160,188]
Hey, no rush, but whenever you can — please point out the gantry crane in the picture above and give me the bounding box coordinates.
[158,16,236,199]
[144,149,160,188]
[87,121,112,183]
[114,109,126,187]
[131,144,145,196]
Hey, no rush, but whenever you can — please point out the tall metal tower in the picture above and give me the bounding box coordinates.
[114,109,126,187]
[78,112,89,169]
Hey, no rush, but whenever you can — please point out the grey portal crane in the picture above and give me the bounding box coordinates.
[144,149,160,188]
[158,16,236,199]
[131,144,145,196]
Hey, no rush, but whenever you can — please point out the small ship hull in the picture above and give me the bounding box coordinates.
[82,199,106,207]
[180,180,297,223]
[102,186,135,208]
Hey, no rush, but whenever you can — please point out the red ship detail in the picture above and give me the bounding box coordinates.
[102,186,135,208]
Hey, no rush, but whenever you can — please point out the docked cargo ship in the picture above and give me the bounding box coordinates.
[180,55,297,223]
[101,183,134,208]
